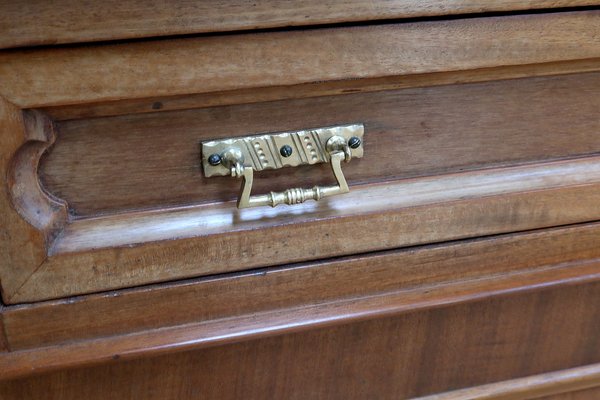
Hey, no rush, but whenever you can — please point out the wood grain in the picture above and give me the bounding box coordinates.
[538,387,600,399]
[52,157,600,253]
[416,364,600,399]
[5,222,600,352]
[1,1,597,49]
[1,11,599,108]
[41,73,600,215]
[0,314,8,352]
[2,280,600,397]
[6,73,600,302]
[12,157,600,303]
[41,59,600,121]
[0,97,50,300]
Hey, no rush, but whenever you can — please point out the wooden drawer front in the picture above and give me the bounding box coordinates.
[40,73,600,216]
[1,11,599,303]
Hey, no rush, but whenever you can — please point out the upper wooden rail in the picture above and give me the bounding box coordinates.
[0,1,597,49]
[1,11,599,108]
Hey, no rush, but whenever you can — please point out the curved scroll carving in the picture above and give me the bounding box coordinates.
[7,110,68,237]
[0,99,71,302]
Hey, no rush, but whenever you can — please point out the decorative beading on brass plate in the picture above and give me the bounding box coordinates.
[201,124,364,209]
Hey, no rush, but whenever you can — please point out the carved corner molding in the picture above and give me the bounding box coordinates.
[8,109,68,234]
[0,99,68,303]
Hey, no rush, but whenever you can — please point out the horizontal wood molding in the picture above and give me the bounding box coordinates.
[0,1,597,50]
[415,363,600,400]
[2,221,600,379]
[9,156,597,302]
[41,72,600,216]
[2,280,600,397]
[53,157,600,254]
[1,11,599,108]
[7,222,600,350]
[0,98,50,298]
[1,260,599,381]
[41,59,600,121]
[2,9,600,305]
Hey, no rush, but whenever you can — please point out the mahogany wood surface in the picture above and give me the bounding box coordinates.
[9,160,600,303]
[8,221,600,349]
[539,387,600,400]
[1,222,599,379]
[0,314,7,353]
[0,98,53,300]
[0,11,598,302]
[1,1,597,49]
[1,6,600,399]
[41,59,600,121]
[4,72,600,302]
[417,364,600,399]
[41,73,600,215]
[1,12,599,108]
[2,280,600,399]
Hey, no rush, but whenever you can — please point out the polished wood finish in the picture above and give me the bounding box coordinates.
[2,280,600,398]
[2,6,600,397]
[2,76,599,302]
[1,222,599,379]
[0,12,598,108]
[42,73,600,215]
[0,1,596,49]
[42,59,600,121]
[7,159,600,303]
[539,387,600,399]
[1,11,599,302]
[4,72,600,302]
[417,364,600,399]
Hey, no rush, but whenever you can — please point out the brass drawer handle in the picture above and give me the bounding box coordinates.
[201,124,364,209]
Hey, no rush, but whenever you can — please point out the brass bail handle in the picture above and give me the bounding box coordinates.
[201,124,364,209]
[228,135,352,209]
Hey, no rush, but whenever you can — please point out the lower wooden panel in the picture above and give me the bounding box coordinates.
[1,281,599,399]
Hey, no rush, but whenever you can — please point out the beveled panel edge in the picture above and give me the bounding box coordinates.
[1,254,600,381]
[413,363,600,400]
[53,156,600,254]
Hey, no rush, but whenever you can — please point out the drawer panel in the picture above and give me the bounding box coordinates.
[1,11,600,303]
[41,73,600,216]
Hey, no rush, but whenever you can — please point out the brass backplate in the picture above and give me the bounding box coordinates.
[201,124,364,177]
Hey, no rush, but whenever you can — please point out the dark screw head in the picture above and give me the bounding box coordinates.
[348,137,362,149]
[280,145,293,158]
[208,153,222,166]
